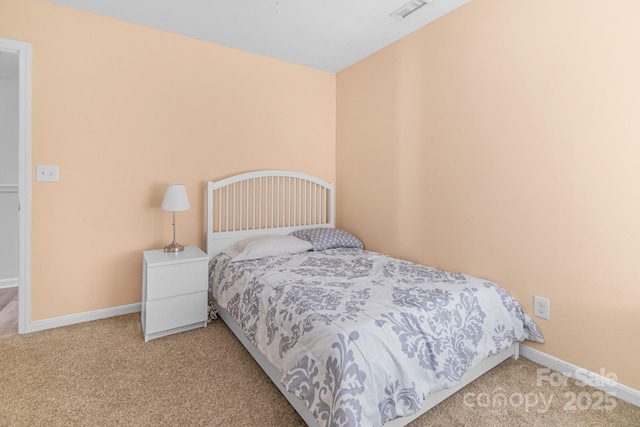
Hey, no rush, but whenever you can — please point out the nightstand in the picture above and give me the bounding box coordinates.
[141,246,208,342]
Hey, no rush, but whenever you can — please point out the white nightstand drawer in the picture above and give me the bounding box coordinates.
[147,261,207,300]
[144,291,207,335]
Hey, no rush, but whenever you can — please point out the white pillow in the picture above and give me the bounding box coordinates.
[224,235,313,262]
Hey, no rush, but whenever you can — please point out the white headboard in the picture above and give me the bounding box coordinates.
[207,170,335,258]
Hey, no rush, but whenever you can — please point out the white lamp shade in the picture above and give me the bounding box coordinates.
[160,184,190,212]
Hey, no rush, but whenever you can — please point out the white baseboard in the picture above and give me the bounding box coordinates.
[27,303,141,333]
[520,344,640,408]
[0,277,18,289]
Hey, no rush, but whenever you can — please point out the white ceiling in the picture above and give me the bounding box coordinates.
[47,0,471,72]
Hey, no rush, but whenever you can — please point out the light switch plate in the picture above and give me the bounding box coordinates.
[36,165,59,182]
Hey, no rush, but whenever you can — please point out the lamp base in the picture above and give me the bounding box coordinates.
[164,242,185,252]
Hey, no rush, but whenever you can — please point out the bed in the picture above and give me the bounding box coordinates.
[206,170,544,427]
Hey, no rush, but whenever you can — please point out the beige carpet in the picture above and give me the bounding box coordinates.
[1,313,638,426]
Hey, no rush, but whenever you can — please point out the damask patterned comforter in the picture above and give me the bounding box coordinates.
[209,248,543,427]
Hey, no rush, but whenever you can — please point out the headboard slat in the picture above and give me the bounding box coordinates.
[207,170,335,257]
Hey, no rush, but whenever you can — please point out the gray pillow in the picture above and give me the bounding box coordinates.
[290,227,363,251]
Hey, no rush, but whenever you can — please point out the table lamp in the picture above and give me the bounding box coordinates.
[160,184,190,252]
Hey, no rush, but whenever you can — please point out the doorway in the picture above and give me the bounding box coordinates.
[0,37,32,335]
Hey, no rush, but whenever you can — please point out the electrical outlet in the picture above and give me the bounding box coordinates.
[534,296,550,320]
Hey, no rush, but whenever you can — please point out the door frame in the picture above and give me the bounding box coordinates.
[0,37,32,334]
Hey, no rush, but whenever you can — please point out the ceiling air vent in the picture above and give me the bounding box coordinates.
[390,0,432,20]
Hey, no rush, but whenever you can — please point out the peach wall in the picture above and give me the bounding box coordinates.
[337,0,640,390]
[0,0,335,320]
